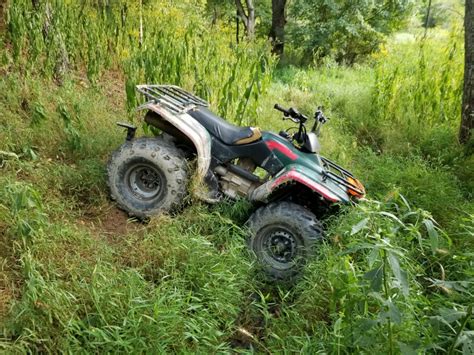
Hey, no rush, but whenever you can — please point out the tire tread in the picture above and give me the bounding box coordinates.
[107,136,188,218]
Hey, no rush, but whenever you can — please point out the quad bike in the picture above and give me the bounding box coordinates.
[107,85,365,279]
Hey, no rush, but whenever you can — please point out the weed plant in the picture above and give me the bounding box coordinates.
[7,0,274,124]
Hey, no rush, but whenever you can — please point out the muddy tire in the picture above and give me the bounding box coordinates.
[107,137,188,218]
[247,201,323,280]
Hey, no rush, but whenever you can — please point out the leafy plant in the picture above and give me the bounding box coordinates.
[0,182,47,239]
[287,0,414,63]
[7,0,275,125]
[57,101,82,151]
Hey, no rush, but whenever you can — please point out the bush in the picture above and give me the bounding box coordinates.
[287,0,413,63]
[264,197,473,353]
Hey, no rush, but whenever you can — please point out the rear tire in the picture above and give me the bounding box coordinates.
[247,201,323,280]
[107,137,188,218]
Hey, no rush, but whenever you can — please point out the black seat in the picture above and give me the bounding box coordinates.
[188,108,260,145]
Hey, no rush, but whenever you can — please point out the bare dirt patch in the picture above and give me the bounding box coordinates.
[0,0,6,33]
[79,205,146,243]
[0,285,14,323]
[0,232,20,324]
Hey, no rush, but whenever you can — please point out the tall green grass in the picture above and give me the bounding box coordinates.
[1,163,472,352]
[7,0,274,124]
[262,196,473,354]
[373,29,464,154]
[1,1,473,354]
[270,26,472,227]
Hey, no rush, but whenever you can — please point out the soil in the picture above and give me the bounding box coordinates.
[79,205,146,243]
[0,0,6,33]
[0,231,20,324]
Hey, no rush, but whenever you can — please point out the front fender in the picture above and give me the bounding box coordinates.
[137,102,211,181]
[136,103,218,203]
[251,164,351,204]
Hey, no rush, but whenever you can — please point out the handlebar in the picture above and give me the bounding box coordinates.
[275,103,329,136]
[314,107,328,124]
[273,104,308,123]
[274,104,290,117]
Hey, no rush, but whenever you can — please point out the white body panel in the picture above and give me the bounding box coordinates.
[137,102,212,184]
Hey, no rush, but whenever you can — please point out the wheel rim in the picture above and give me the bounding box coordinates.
[258,226,299,270]
[125,164,163,201]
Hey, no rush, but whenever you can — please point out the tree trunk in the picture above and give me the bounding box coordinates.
[269,0,287,56]
[460,0,474,144]
[234,0,255,38]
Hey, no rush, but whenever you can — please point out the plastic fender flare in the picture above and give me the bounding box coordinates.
[251,164,350,203]
[137,103,212,195]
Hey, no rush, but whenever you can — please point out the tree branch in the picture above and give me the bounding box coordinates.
[234,0,248,23]
[246,0,255,19]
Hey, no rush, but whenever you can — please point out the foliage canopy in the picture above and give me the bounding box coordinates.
[287,0,415,63]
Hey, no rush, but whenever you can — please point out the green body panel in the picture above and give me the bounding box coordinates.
[262,131,350,203]
[274,163,350,203]
[261,131,323,171]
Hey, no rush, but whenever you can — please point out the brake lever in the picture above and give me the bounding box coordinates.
[282,115,300,124]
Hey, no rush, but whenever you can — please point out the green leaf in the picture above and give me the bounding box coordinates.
[423,218,439,252]
[388,252,409,296]
[351,217,369,235]
[333,318,343,338]
[364,263,383,292]
[397,342,418,355]
[340,243,377,255]
[387,300,402,324]
[368,247,379,268]
[379,211,405,226]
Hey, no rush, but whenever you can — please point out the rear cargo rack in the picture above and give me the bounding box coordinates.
[320,157,365,196]
[136,85,209,114]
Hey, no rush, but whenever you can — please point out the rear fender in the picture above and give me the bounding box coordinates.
[137,102,211,185]
[251,164,350,204]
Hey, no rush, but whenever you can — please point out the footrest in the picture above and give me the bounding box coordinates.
[116,122,137,141]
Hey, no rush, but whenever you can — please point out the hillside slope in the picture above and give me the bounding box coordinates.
[0,65,473,352]
[1,1,473,352]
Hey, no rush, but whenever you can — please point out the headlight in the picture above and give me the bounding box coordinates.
[346,177,365,199]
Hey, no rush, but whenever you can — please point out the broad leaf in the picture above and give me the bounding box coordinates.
[388,252,409,296]
[423,218,439,252]
[398,342,418,355]
[379,211,405,226]
[364,264,383,292]
[351,218,369,235]
[368,247,379,268]
[387,300,402,324]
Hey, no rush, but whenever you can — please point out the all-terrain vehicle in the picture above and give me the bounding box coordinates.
[108,85,365,279]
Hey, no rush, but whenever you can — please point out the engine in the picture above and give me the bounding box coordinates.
[214,165,260,199]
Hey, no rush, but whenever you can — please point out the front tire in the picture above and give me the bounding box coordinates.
[107,137,188,218]
[247,201,323,280]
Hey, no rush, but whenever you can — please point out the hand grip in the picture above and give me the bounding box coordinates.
[274,104,290,116]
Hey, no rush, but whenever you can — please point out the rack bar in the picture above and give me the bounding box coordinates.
[320,157,364,195]
[136,84,209,114]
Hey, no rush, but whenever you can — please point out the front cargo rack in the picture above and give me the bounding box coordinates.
[320,156,365,196]
[136,84,209,114]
